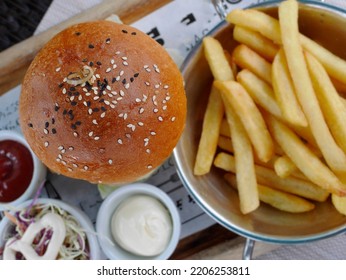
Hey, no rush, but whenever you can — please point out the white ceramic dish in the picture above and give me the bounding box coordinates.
[0,130,47,211]
[96,183,181,260]
[0,198,102,260]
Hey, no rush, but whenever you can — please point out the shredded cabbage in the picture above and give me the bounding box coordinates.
[2,203,89,260]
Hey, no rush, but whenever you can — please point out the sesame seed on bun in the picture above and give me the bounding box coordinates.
[19,21,186,185]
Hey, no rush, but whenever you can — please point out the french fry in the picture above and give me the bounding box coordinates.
[272,154,307,180]
[267,114,346,196]
[254,166,329,203]
[272,49,307,127]
[218,135,271,166]
[279,0,346,173]
[289,124,318,149]
[214,80,274,162]
[219,120,283,158]
[194,36,236,175]
[236,67,313,147]
[218,135,279,170]
[226,8,346,85]
[214,152,329,202]
[233,25,279,62]
[305,51,346,154]
[274,155,297,178]
[227,9,282,44]
[341,96,346,108]
[236,69,316,146]
[220,118,231,138]
[221,90,259,214]
[237,69,282,119]
[224,50,239,78]
[224,173,315,213]
[218,119,287,158]
[203,36,234,81]
[331,194,346,215]
[232,44,272,84]
[300,35,346,86]
[218,135,233,153]
[194,85,224,175]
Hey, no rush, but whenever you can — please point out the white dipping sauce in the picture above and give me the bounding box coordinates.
[111,195,172,257]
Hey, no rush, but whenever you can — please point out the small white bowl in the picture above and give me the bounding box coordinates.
[0,130,47,211]
[0,198,102,260]
[96,183,181,260]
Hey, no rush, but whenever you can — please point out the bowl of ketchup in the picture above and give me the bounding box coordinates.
[0,130,46,210]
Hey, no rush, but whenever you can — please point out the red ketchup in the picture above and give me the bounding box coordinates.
[0,140,34,202]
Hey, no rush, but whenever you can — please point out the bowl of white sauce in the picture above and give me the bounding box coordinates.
[96,183,181,260]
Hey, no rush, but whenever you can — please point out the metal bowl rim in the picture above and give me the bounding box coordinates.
[174,0,346,244]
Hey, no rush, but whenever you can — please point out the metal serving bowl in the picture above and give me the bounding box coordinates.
[174,0,346,251]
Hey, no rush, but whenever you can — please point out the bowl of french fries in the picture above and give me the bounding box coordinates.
[174,0,346,244]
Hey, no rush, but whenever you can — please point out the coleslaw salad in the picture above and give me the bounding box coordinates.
[0,202,90,260]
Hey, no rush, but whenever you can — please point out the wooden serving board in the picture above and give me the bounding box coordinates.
[0,0,278,260]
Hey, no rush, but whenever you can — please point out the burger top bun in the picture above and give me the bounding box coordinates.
[19,21,186,185]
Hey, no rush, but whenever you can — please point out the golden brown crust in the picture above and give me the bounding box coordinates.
[19,21,186,184]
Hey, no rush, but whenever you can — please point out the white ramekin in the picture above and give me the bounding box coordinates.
[96,183,181,260]
[0,130,47,211]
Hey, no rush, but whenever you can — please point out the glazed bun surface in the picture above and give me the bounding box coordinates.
[19,21,186,184]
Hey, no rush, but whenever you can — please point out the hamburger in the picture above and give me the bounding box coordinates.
[19,21,186,185]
